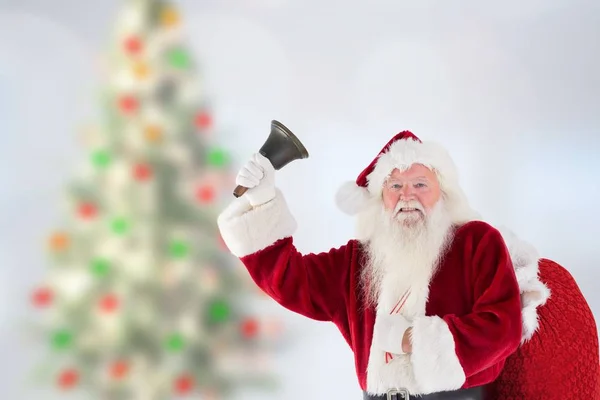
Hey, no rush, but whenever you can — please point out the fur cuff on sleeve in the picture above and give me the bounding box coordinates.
[410,316,466,394]
[217,188,297,257]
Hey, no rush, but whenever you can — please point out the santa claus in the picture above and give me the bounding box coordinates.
[217,131,553,399]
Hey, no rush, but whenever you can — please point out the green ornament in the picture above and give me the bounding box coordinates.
[165,333,185,352]
[209,300,230,322]
[207,148,228,167]
[91,258,110,277]
[169,240,189,258]
[168,48,190,69]
[52,330,73,349]
[92,150,111,168]
[111,217,129,235]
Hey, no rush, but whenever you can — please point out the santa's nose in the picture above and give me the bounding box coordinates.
[399,186,416,201]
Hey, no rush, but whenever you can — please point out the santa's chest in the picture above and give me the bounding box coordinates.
[425,261,476,316]
[377,260,476,319]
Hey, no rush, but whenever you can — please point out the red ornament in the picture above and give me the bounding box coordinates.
[32,287,53,307]
[78,202,97,219]
[57,368,78,389]
[99,294,119,313]
[196,185,215,203]
[119,95,138,114]
[194,112,212,129]
[241,318,259,338]
[133,163,152,181]
[124,36,142,54]
[110,360,129,379]
[174,374,194,394]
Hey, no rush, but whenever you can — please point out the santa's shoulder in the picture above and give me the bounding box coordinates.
[454,219,501,236]
[305,238,364,259]
[453,220,505,246]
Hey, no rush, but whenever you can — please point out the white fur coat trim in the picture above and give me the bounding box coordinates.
[497,226,551,342]
[409,315,466,393]
[366,284,432,394]
[217,188,297,258]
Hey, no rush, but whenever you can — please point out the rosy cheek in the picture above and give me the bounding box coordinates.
[384,198,394,210]
[383,193,397,210]
[418,194,432,210]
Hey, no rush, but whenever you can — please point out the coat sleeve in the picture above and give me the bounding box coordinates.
[217,189,352,322]
[409,224,523,394]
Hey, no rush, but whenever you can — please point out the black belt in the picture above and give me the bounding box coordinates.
[363,386,481,400]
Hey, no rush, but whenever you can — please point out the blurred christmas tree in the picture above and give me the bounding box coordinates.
[28,0,283,398]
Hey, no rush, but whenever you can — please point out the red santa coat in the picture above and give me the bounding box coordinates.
[218,191,546,395]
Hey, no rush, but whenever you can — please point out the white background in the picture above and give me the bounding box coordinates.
[0,0,599,399]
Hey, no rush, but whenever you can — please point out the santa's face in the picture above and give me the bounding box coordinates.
[357,170,452,309]
[381,164,441,227]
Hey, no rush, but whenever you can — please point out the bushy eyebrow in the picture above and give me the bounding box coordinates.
[387,176,430,182]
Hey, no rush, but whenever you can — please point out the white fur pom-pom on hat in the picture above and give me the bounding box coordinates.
[335,180,371,215]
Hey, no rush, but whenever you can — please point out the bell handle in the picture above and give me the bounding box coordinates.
[232,149,267,198]
[233,185,248,198]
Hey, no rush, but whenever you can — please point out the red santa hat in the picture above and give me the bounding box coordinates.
[335,131,480,224]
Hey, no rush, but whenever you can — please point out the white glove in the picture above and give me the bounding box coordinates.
[235,153,276,207]
[373,313,412,355]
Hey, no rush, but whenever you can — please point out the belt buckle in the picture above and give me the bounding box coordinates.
[387,388,409,400]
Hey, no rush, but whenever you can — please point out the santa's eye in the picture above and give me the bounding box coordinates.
[384,181,404,191]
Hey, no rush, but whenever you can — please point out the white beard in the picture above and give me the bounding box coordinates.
[356,197,456,394]
[357,197,454,313]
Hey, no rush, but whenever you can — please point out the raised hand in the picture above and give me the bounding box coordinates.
[235,153,276,207]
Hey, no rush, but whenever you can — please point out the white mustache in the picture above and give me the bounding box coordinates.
[393,200,425,215]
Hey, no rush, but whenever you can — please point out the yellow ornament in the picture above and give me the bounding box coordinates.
[144,125,162,142]
[160,8,180,27]
[49,231,69,251]
[133,62,149,79]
